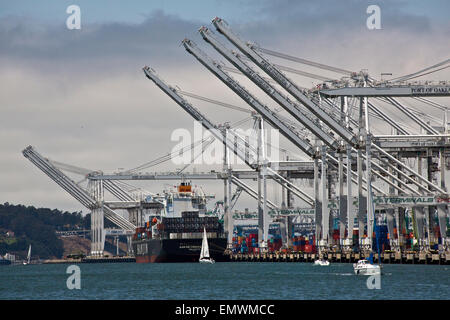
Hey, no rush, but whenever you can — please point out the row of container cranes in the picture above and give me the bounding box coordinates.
[23,17,450,260]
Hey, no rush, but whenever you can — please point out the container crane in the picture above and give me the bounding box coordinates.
[22,146,136,256]
[143,66,316,247]
[181,38,361,245]
[210,21,449,197]
[182,39,317,157]
[143,66,314,206]
[209,18,440,194]
[185,24,450,250]
[189,32,403,196]
[179,39,393,196]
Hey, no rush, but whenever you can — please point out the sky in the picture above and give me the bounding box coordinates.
[1,0,449,215]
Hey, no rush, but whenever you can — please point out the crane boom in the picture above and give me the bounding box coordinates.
[182,39,316,158]
[212,17,356,146]
[255,47,354,76]
[209,19,436,196]
[385,97,440,135]
[231,177,277,210]
[199,26,339,150]
[143,66,259,169]
[181,39,406,197]
[143,66,315,205]
[367,101,410,135]
[22,146,136,230]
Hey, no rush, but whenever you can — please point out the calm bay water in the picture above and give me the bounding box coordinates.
[0,262,449,300]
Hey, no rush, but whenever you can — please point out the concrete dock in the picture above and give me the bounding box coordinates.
[81,256,135,263]
[228,251,450,265]
[42,256,135,264]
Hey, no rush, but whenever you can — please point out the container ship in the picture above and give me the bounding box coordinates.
[132,182,229,263]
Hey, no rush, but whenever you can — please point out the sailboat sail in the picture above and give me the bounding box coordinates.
[200,228,210,259]
[27,245,31,264]
[199,227,215,264]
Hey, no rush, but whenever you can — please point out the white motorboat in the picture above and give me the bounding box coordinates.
[199,227,215,264]
[353,258,381,275]
[353,189,382,275]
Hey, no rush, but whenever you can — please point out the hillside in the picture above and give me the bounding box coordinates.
[0,202,89,259]
[60,236,91,257]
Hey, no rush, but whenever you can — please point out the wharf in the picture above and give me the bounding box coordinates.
[43,258,82,264]
[228,251,450,265]
[81,256,136,263]
[43,256,136,264]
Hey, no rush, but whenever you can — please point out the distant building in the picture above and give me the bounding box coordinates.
[4,253,16,261]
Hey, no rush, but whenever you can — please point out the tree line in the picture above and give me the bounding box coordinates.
[0,202,95,259]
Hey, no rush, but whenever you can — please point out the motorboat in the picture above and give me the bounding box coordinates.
[353,257,381,275]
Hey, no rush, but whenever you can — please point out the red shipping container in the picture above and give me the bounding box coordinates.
[304,245,312,253]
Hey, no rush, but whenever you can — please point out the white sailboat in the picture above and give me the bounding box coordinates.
[23,245,31,265]
[199,227,215,264]
[314,240,330,266]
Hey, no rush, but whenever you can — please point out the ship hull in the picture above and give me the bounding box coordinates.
[133,237,229,263]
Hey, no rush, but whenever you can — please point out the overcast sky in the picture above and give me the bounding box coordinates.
[1,0,449,214]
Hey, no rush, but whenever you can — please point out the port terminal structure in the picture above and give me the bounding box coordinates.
[23,17,450,260]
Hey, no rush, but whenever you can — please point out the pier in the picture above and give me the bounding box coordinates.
[81,256,136,263]
[228,251,450,265]
[42,256,136,264]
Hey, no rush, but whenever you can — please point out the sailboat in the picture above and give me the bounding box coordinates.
[314,237,330,266]
[199,227,215,264]
[23,245,31,265]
